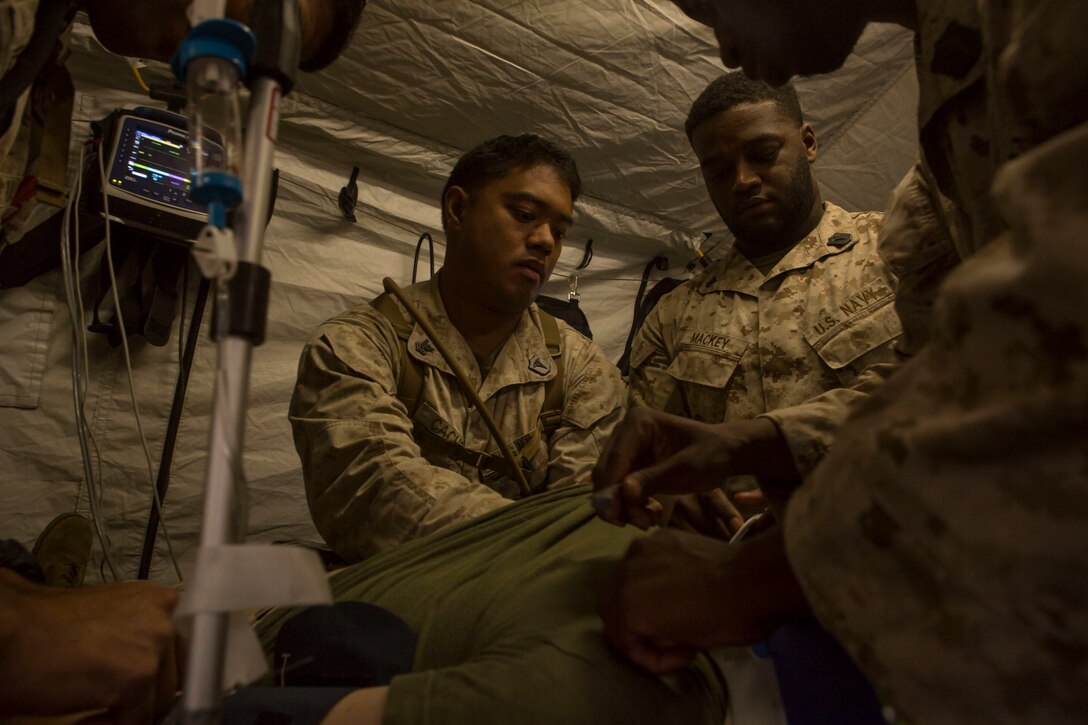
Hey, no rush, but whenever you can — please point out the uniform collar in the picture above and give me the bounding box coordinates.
[403,274,558,398]
[697,202,867,296]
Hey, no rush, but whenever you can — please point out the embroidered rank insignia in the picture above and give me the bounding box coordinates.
[527,355,550,376]
[828,232,853,248]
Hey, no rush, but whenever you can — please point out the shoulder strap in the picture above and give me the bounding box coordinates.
[369,297,566,474]
[538,309,561,356]
[0,0,77,125]
[370,292,424,418]
[536,310,565,435]
[618,256,671,375]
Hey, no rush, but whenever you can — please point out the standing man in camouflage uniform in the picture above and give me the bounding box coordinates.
[291,134,626,563]
[596,0,1088,722]
[628,74,901,529]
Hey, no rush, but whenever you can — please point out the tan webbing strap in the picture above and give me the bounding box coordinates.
[370,293,425,418]
[510,312,563,476]
[536,311,565,435]
[369,295,567,484]
[414,426,529,481]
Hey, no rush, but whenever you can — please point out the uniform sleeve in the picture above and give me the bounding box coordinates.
[544,329,627,489]
[289,310,510,563]
[875,163,962,358]
[627,300,688,414]
[761,361,899,477]
[764,290,903,477]
[765,198,932,478]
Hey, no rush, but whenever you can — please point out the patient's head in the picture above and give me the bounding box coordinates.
[440,135,579,312]
[686,73,822,257]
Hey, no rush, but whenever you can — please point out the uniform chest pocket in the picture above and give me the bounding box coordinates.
[665,336,748,390]
[804,297,901,372]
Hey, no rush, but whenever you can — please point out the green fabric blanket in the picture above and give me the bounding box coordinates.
[257,485,727,725]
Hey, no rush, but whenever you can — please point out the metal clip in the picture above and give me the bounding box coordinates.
[192,223,238,281]
[568,274,580,301]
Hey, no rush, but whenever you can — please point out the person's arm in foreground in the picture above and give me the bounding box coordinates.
[598,525,807,673]
[591,406,798,528]
[85,0,366,71]
[591,406,809,672]
[0,568,180,723]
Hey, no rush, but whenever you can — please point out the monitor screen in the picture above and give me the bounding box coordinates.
[106,113,223,218]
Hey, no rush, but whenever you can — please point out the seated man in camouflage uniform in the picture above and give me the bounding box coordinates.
[628,73,901,528]
[290,134,626,562]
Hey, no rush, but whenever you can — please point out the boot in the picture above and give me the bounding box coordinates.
[31,513,93,587]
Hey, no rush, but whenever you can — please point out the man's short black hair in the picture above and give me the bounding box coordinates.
[685,73,804,139]
[440,134,581,231]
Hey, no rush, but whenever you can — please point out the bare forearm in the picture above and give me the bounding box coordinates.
[0,569,34,713]
[0,571,179,719]
[600,524,809,672]
[729,416,800,480]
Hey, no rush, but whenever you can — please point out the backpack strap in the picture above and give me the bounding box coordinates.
[414,427,531,482]
[617,255,669,375]
[370,292,424,418]
[368,295,568,483]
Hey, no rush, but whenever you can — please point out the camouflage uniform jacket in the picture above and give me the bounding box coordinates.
[629,202,902,475]
[785,1,1088,722]
[1,0,38,228]
[290,276,626,562]
[1,0,72,253]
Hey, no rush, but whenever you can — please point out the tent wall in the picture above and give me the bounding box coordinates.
[0,2,918,580]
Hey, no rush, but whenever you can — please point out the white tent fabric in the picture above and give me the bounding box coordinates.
[0,1,918,580]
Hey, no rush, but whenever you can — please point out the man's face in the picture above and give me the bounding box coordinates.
[676,1,868,85]
[445,164,573,313]
[691,100,818,250]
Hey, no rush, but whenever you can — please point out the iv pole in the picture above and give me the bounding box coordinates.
[173,2,301,722]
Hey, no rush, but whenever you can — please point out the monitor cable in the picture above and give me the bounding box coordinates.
[98,149,184,582]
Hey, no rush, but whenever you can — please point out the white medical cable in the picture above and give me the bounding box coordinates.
[65,148,90,394]
[729,510,769,544]
[97,148,184,582]
[61,145,102,563]
[63,144,107,558]
[72,147,111,567]
[60,141,120,581]
[71,154,113,580]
